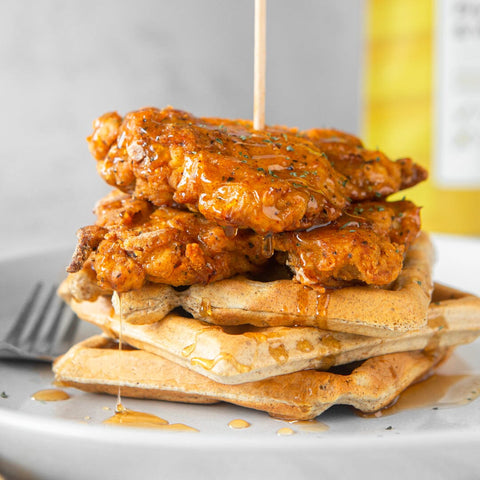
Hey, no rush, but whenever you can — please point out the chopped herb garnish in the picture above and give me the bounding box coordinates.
[377,206,385,211]
[286,145,294,152]
[240,135,247,141]
[374,192,382,198]
[339,221,358,230]
[215,138,223,145]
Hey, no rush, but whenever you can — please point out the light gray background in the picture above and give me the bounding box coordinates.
[0,0,364,259]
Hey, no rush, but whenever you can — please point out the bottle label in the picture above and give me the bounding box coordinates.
[434,0,480,188]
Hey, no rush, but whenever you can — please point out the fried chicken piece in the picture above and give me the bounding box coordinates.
[68,190,420,292]
[88,107,426,234]
[303,129,428,200]
[274,200,421,287]
[67,191,269,292]
[68,225,108,273]
[87,112,123,161]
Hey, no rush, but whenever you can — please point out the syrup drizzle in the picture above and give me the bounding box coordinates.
[104,294,198,431]
[199,298,213,318]
[116,292,124,413]
[296,339,314,353]
[314,291,330,329]
[223,226,238,238]
[191,352,251,373]
[290,419,330,433]
[295,286,311,315]
[182,325,254,373]
[359,373,480,418]
[268,343,289,364]
[104,407,198,431]
[262,234,274,258]
[277,427,295,436]
[31,389,70,402]
[425,315,449,352]
[228,418,251,429]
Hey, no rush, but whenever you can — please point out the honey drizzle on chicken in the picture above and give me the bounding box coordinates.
[67,191,421,293]
[68,191,269,291]
[273,200,421,287]
[88,107,426,235]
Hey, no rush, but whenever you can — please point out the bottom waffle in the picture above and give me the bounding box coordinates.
[53,335,450,421]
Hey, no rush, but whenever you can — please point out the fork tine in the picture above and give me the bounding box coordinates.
[25,285,58,351]
[5,283,43,345]
[43,299,67,355]
[58,312,80,349]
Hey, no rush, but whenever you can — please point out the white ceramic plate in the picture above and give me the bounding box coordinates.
[1,235,480,480]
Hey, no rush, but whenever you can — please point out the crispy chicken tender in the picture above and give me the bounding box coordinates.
[67,191,269,292]
[303,129,427,200]
[87,112,122,161]
[68,191,420,293]
[88,107,426,234]
[274,200,421,287]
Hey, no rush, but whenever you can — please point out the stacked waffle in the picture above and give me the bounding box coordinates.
[54,107,480,420]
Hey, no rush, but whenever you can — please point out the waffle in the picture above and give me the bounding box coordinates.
[53,335,451,421]
[60,283,480,385]
[61,232,434,337]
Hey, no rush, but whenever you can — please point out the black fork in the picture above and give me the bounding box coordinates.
[1,282,79,361]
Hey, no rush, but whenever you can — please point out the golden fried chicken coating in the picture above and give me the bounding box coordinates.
[88,107,426,234]
[274,200,421,287]
[67,191,269,292]
[303,129,427,201]
[68,191,420,293]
